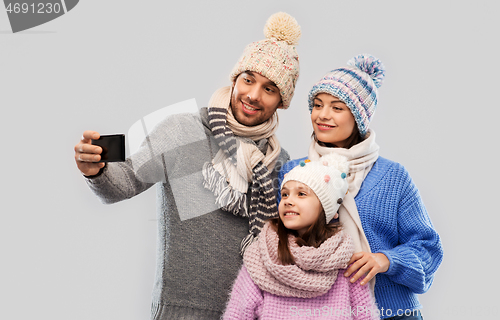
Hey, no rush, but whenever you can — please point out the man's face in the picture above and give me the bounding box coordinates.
[230,71,283,126]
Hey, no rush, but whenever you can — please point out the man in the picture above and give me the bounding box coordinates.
[74,12,301,320]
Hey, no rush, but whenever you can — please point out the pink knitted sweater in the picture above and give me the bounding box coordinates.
[223,223,379,320]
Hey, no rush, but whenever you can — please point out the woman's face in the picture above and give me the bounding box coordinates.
[310,93,356,148]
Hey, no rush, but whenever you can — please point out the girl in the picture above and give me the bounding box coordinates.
[223,154,379,320]
[279,54,443,320]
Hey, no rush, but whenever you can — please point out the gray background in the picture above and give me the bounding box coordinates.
[1,1,498,319]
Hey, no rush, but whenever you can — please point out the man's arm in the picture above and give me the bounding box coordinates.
[75,130,157,204]
[75,112,208,204]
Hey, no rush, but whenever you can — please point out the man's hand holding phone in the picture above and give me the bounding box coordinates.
[75,131,105,176]
[74,131,125,176]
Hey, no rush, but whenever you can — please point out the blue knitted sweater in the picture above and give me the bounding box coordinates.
[278,156,443,318]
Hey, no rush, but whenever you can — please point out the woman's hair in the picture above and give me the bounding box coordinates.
[269,211,342,265]
[312,122,363,150]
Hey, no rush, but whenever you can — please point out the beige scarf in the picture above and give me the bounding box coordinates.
[308,130,379,254]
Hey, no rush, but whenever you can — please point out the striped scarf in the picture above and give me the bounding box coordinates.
[202,86,281,255]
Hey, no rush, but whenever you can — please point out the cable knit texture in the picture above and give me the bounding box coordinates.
[223,223,379,319]
[278,156,444,318]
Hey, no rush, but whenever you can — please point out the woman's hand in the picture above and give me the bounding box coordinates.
[344,252,390,285]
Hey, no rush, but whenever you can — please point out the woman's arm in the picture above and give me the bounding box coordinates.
[378,185,444,293]
[346,164,443,293]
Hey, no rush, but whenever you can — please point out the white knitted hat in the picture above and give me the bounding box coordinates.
[281,153,349,223]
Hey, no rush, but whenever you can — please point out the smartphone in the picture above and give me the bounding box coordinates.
[91,134,126,162]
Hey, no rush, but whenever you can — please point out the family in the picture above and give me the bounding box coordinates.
[74,12,443,320]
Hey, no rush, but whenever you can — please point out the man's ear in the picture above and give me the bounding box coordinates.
[277,100,284,109]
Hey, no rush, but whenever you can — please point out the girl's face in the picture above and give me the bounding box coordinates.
[279,180,323,236]
[311,93,356,148]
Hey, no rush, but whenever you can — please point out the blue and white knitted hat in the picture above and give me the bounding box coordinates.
[281,153,349,224]
[307,54,386,137]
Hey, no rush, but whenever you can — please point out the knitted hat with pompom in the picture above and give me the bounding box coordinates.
[281,153,349,224]
[230,12,301,109]
[308,54,386,136]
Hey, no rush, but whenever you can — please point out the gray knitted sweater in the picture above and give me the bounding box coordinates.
[85,108,289,319]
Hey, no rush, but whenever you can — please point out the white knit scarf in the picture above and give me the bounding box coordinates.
[202,86,281,254]
[308,130,379,254]
[243,223,354,298]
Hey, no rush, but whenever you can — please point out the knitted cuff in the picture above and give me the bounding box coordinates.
[83,164,107,179]
[377,249,399,276]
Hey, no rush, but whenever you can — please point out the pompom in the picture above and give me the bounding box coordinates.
[347,54,386,88]
[264,12,301,45]
[320,153,349,174]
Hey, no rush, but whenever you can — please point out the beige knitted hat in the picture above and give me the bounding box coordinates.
[281,153,349,224]
[230,12,301,109]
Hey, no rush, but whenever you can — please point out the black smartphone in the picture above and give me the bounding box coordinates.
[91,134,126,162]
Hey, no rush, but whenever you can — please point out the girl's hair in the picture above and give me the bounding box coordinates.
[312,122,363,150]
[269,211,342,265]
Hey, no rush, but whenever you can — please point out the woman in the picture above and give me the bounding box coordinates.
[278,54,443,320]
